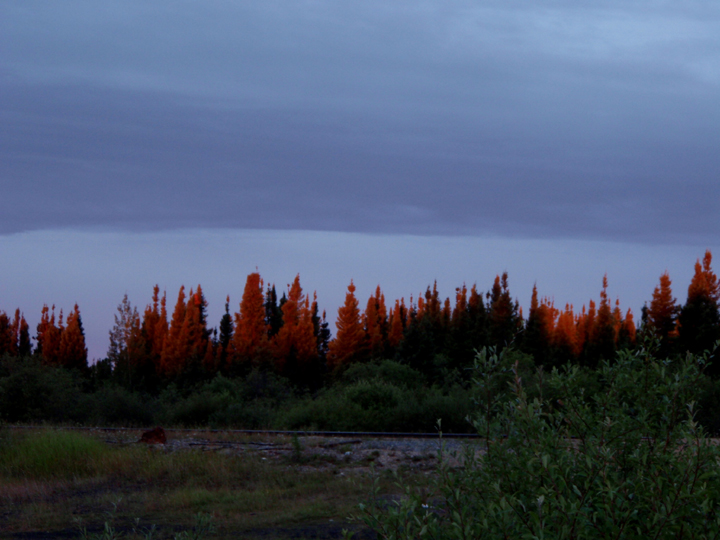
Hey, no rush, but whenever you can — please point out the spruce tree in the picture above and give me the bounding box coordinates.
[679,251,720,365]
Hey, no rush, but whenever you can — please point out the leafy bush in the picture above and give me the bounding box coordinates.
[341,360,426,389]
[696,377,720,436]
[281,378,474,433]
[0,356,83,423]
[161,390,234,427]
[156,372,295,428]
[353,341,720,538]
[82,385,155,426]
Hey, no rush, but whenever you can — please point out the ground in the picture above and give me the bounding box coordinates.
[0,428,471,539]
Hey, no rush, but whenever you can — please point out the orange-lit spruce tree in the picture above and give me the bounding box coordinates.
[138,286,166,388]
[618,308,637,349]
[58,304,88,371]
[7,309,31,357]
[273,275,319,379]
[159,286,187,378]
[387,299,406,350]
[37,305,63,366]
[364,286,388,359]
[554,304,580,362]
[646,272,679,357]
[679,250,720,360]
[141,287,165,362]
[177,286,210,378]
[230,272,269,370]
[327,280,366,370]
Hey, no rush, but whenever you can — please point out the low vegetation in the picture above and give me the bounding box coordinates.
[0,427,417,538]
[0,355,481,433]
[352,340,720,539]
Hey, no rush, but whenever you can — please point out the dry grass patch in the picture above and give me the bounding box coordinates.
[0,429,418,538]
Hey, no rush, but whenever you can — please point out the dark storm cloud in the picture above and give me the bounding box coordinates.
[1,1,719,243]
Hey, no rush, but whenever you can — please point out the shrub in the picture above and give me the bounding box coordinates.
[82,385,155,427]
[341,360,426,389]
[0,356,83,423]
[161,390,234,427]
[280,379,475,433]
[353,340,720,539]
[209,400,276,429]
[156,372,294,428]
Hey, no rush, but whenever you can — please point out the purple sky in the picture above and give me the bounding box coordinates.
[1,2,719,359]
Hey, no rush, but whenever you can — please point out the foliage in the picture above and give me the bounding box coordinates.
[0,355,84,423]
[75,502,214,540]
[280,374,474,433]
[341,359,426,389]
[352,341,720,539]
[157,370,294,428]
[81,384,155,426]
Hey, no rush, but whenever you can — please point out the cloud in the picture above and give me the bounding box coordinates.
[1,1,719,243]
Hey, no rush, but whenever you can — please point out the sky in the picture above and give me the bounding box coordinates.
[1,1,719,360]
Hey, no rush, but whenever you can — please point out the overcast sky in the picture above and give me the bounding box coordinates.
[1,2,719,359]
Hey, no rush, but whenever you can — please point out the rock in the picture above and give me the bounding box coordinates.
[139,427,167,445]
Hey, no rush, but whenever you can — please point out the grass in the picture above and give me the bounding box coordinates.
[0,428,422,539]
[0,429,106,479]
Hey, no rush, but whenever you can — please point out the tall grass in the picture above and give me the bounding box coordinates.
[0,430,107,479]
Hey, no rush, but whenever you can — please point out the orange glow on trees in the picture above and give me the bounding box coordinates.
[58,304,88,370]
[141,285,167,364]
[646,272,679,354]
[388,298,405,349]
[679,250,720,357]
[620,308,637,348]
[364,285,388,358]
[3,309,31,357]
[554,304,579,360]
[231,272,269,365]
[37,305,63,366]
[159,286,187,377]
[328,280,366,369]
[688,251,720,304]
[274,275,318,372]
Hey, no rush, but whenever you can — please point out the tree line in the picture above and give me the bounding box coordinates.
[1,250,719,392]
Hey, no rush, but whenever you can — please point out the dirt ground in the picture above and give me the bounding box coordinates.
[1,428,477,540]
[103,429,468,470]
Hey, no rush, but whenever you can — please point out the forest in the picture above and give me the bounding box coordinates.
[1,250,719,433]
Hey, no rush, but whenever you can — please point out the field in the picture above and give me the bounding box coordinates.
[0,427,450,539]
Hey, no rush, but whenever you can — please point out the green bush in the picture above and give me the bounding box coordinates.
[208,400,277,429]
[696,377,720,436]
[280,378,474,433]
[156,372,294,428]
[0,356,83,423]
[160,389,232,427]
[82,385,155,426]
[341,360,426,389]
[353,341,720,539]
